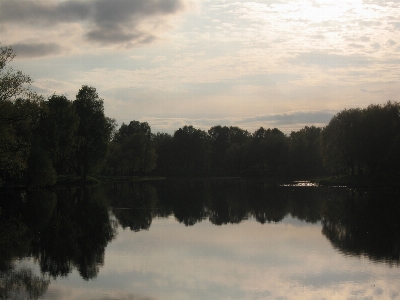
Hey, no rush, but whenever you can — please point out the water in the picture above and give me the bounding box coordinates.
[1,179,399,299]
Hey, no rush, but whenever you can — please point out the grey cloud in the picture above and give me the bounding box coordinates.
[92,0,184,24]
[361,88,384,94]
[0,0,187,46]
[390,22,400,29]
[311,34,325,40]
[346,36,370,42]
[12,42,62,58]
[362,0,400,6]
[371,43,381,50]
[0,1,90,25]
[145,111,335,134]
[290,52,371,68]
[387,39,397,46]
[348,43,365,49]
[236,111,335,127]
[86,25,143,44]
[358,20,382,27]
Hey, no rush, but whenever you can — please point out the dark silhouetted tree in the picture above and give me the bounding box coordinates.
[109,121,157,175]
[173,125,208,171]
[70,86,114,179]
[39,94,80,174]
[288,126,324,176]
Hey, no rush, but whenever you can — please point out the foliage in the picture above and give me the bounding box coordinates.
[69,86,114,179]
[153,132,174,171]
[320,102,400,177]
[288,126,324,176]
[0,45,32,102]
[173,125,209,171]
[105,120,157,175]
[39,94,80,174]
[247,127,288,173]
[320,108,362,175]
[27,147,57,187]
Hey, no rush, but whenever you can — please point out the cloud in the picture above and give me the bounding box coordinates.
[236,111,335,127]
[311,34,325,40]
[0,0,189,47]
[348,43,365,49]
[151,56,167,63]
[12,42,62,58]
[390,21,400,29]
[371,43,381,50]
[144,110,335,134]
[360,88,384,94]
[0,1,90,25]
[290,52,371,68]
[387,39,397,46]
[357,20,382,27]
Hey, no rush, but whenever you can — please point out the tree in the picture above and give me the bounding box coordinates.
[357,102,400,175]
[110,121,157,175]
[0,95,49,183]
[0,46,35,181]
[0,101,29,180]
[208,125,231,170]
[288,126,324,176]
[248,127,288,173]
[0,45,32,102]
[320,109,362,175]
[69,86,113,179]
[153,132,174,172]
[173,125,208,171]
[27,147,57,187]
[39,94,80,174]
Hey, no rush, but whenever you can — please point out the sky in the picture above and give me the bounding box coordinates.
[1,0,400,134]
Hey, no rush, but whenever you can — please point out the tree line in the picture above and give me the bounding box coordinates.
[1,45,400,186]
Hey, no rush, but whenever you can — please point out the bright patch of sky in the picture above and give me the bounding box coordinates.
[1,0,400,133]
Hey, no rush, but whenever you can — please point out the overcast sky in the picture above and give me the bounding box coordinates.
[1,0,400,133]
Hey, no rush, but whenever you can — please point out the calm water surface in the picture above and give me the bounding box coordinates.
[1,179,400,299]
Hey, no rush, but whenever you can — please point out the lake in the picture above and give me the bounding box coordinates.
[1,179,400,299]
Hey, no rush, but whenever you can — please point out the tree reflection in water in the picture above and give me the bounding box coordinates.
[0,179,399,288]
[322,189,400,265]
[0,187,117,282]
[0,268,49,300]
[106,180,400,266]
[107,180,400,264]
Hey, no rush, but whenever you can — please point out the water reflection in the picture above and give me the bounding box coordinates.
[322,189,400,264]
[0,187,117,282]
[107,183,158,231]
[0,267,50,300]
[105,180,400,265]
[0,180,399,289]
